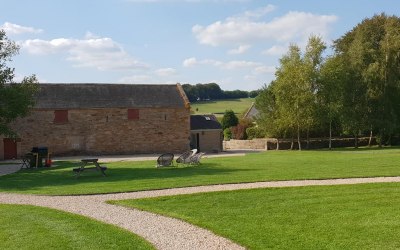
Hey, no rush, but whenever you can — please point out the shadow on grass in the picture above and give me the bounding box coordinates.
[309,146,400,153]
[0,162,246,192]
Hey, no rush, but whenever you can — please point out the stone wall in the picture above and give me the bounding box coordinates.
[223,139,268,150]
[223,137,377,150]
[0,107,190,159]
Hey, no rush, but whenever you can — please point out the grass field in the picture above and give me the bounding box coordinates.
[190,98,254,118]
[0,147,400,195]
[0,204,153,250]
[114,183,400,250]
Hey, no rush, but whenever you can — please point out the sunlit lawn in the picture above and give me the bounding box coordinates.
[0,147,399,195]
[113,183,400,250]
[191,98,254,118]
[0,204,153,250]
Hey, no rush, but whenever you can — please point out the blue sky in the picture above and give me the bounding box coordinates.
[1,0,399,90]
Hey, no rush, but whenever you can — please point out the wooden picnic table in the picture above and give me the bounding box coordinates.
[73,158,107,177]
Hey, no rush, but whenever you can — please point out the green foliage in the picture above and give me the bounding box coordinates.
[221,109,239,130]
[1,148,400,195]
[257,36,326,149]
[119,183,400,250]
[182,83,256,102]
[246,126,265,139]
[223,128,232,140]
[334,13,400,146]
[256,14,400,148]
[0,30,39,137]
[0,204,154,249]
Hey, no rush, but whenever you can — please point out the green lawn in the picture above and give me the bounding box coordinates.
[0,147,399,195]
[191,98,254,118]
[113,183,400,250]
[0,204,153,250]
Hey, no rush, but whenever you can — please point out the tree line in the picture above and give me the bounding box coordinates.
[182,83,260,102]
[255,14,400,149]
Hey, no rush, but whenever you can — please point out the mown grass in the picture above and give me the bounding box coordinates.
[113,183,400,250]
[191,98,254,117]
[0,147,399,195]
[0,204,154,250]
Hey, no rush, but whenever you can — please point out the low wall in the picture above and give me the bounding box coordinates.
[223,137,376,150]
[223,139,268,150]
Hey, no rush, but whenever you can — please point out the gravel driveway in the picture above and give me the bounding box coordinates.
[1,176,400,249]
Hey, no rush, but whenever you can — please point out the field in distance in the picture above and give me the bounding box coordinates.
[190,98,254,118]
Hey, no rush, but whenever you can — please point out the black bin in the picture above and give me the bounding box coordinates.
[31,147,48,168]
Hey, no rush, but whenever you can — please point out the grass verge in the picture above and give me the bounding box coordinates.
[0,147,399,195]
[113,182,400,250]
[0,204,154,250]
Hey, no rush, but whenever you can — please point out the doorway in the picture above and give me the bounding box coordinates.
[190,133,201,151]
[3,138,17,160]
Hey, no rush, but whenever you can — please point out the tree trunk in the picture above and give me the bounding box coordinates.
[306,128,310,150]
[329,120,332,150]
[386,134,392,146]
[297,124,302,151]
[290,137,294,150]
[276,138,280,150]
[378,129,383,148]
[368,129,373,147]
[354,134,358,149]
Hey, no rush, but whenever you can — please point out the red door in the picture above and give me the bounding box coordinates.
[3,138,17,160]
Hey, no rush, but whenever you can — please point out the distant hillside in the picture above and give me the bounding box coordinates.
[190,98,255,119]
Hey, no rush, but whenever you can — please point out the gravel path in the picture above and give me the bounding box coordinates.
[1,176,400,249]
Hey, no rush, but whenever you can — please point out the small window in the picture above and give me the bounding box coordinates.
[54,110,68,124]
[128,109,139,120]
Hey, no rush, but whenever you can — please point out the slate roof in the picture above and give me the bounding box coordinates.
[34,84,188,109]
[243,102,259,120]
[190,115,222,130]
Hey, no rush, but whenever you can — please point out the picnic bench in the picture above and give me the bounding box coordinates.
[73,158,107,177]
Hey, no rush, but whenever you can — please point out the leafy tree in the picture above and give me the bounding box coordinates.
[333,13,400,147]
[318,55,346,149]
[221,110,239,130]
[0,30,39,137]
[248,89,261,98]
[255,82,286,149]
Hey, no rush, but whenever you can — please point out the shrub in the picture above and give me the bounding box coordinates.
[246,126,265,139]
[221,110,239,130]
[224,128,232,141]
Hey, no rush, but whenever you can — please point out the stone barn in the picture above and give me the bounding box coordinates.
[0,83,191,160]
[190,115,223,153]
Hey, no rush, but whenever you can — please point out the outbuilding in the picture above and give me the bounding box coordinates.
[0,83,191,160]
[190,115,223,153]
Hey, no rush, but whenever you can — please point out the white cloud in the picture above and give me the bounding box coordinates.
[155,67,177,76]
[0,22,43,35]
[253,66,275,74]
[183,57,198,67]
[183,57,269,70]
[192,9,337,46]
[262,45,288,56]
[228,44,251,55]
[232,4,276,21]
[21,34,148,71]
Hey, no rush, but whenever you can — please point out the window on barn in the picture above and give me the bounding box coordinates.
[54,110,68,124]
[128,109,139,120]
